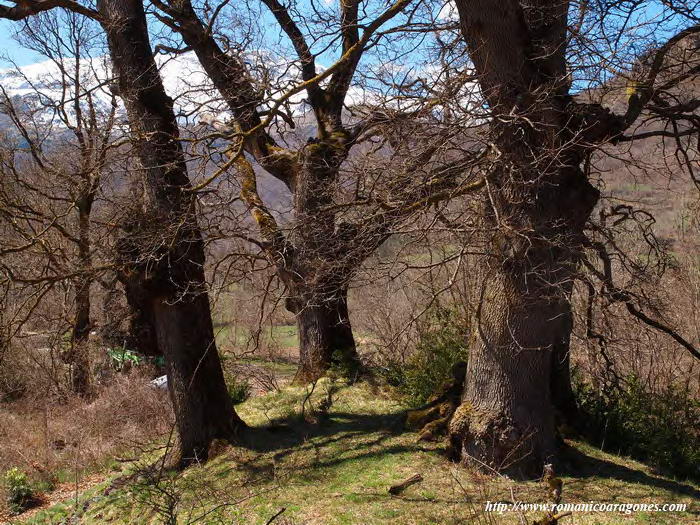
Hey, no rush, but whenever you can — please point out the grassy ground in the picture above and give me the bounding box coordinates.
[214,323,299,353]
[8,379,699,525]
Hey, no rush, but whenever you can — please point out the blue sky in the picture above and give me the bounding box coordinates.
[0,1,686,71]
[0,2,417,69]
[0,20,42,66]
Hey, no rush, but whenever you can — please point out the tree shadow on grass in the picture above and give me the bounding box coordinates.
[244,408,408,450]
[232,409,440,478]
[232,408,699,505]
[559,443,700,500]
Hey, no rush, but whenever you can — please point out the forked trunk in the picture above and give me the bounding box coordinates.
[293,288,358,383]
[159,5,370,384]
[287,136,361,382]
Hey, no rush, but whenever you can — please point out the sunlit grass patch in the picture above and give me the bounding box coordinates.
[14,378,699,525]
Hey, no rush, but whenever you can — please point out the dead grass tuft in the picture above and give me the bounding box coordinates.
[0,369,172,515]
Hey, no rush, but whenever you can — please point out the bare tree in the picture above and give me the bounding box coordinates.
[0,9,118,395]
[147,0,483,381]
[1,0,246,468]
[444,0,700,477]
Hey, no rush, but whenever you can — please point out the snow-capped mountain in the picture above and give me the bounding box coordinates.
[0,52,229,129]
[0,47,463,140]
[0,47,397,136]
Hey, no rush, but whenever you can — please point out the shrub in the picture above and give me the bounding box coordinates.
[381,306,469,406]
[106,346,143,371]
[575,375,700,480]
[0,363,26,403]
[4,467,34,514]
[228,377,252,405]
[329,346,363,382]
[0,370,173,498]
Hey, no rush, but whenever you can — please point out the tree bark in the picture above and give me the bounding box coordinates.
[289,285,358,383]
[69,200,93,395]
[70,277,91,395]
[287,137,362,381]
[448,168,598,478]
[98,0,244,468]
[549,302,579,423]
[445,0,606,477]
[152,293,239,462]
[122,276,160,358]
[448,279,562,477]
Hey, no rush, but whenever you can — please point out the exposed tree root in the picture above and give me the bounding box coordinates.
[404,361,467,441]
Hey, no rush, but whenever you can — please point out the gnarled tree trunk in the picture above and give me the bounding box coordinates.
[154,3,364,383]
[98,0,244,468]
[287,284,358,383]
[448,162,599,478]
[444,0,609,477]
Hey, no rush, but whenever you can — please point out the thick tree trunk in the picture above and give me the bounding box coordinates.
[291,286,358,383]
[449,279,563,477]
[98,0,244,468]
[549,303,579,423]
[123,277,160,358]
[153,293,239,460]
[448,169,598,478]
[446,0,607,477]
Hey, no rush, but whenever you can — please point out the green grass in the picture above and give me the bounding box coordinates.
[214,323,298,351]
[611,182,655,195]
[232,357,298,374]
[13,380,700,525]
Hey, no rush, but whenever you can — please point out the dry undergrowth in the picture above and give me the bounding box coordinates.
[0,370,173,518]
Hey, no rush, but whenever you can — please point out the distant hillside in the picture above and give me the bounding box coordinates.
[582,33,700,249]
